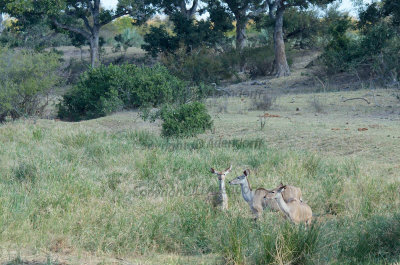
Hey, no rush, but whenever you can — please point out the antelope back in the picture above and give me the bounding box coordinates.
[288,200,312,224]
[282,185,302,201]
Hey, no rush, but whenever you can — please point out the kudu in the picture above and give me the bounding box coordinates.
[210,165,232,210]
[268,185,312,225]
[229,169,302,220]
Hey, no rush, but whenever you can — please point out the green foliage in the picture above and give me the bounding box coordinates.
[142,9,233,57]
[142,24,178,56]
[255,7,322,49]
[322,3,400,80]
[162,46,236,85]
[113,28,144,53]
[160,102,213,137]
[58,64,187,121]
[0,48,61,122]
[0,20,71,49]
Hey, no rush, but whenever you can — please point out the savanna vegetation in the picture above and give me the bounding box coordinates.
[0,0,399,264]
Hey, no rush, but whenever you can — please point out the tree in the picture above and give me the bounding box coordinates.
[0,0,153,67]
[142,1,233,56]
[214,0,266,50]
[0,13,4,34]
[151,0,200,19]
[266,0,335,77]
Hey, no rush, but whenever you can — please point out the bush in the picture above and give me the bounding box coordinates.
[162,46,236,85]
[57,64,187,121]
[0,48,61,122]
[160,102,213,138]
[251,93,276,111]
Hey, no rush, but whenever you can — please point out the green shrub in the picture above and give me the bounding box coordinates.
[161,46,236,85]
[57,64,187,121]
[0,48,61,122]
[160,102,213,138]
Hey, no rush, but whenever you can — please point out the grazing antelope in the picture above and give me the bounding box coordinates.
[268,185,312,225]
[229,169,303,220]
[210,165,232,210]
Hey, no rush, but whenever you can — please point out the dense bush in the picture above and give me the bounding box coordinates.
[142,6,233,57]
[160,102,213,137]
[58,64,187,121]
[162,46,236,85]
[322,3,400,81]
[0,48,61,122]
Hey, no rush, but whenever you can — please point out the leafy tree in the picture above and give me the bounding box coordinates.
[0,0,153,67]
[215,0,266,50]
[266,0,335,77]
[142,1,233,56]
[256,7,321,49]
[151,0,200,19]
[0,47,61,121]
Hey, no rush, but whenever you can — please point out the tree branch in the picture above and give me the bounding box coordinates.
[99,10,131,26]
[249,1,268,18]
[69,3,93,32]
[188,0,199,18]
[51,18,91,39]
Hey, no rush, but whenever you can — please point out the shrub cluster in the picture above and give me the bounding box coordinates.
[322,6,400,82]
[160,102,213,138]
[57,64,187,121]
[0,48,61,122]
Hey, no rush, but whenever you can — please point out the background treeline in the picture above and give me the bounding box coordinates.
[0,0,399,137]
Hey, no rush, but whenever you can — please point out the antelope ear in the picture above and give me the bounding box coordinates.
[244,169,250,176]
[279,182,284,187]
[278,185,286,192]
[210,168,216,174]
[224,165,232,174]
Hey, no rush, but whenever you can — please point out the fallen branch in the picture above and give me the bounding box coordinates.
[342,97,370,104]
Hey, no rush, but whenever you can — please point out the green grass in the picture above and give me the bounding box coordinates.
[0,89,400,264]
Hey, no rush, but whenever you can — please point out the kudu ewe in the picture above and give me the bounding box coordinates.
[229,169,302,220]
[267,185,312,225]
[210,165,232,210]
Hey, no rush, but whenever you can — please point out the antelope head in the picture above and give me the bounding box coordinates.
[210,165,232,181]
[265,185,286,200]
[229,169,250,185]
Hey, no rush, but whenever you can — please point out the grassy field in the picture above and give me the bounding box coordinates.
[0,88,400,264]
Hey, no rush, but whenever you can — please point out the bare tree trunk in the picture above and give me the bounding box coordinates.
[236,17,247,50]
[180,0,198,19]
[273,7,290,77]
[89,30,99,67]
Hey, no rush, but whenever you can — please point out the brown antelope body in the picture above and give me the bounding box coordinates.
[268,185,312,225]
[229,169,303,220]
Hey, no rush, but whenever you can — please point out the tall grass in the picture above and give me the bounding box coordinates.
[0,121,399,263]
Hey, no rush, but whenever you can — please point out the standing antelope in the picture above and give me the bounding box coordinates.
[268,185,312,225]
[229,169,303,220]
[210,165,232,210]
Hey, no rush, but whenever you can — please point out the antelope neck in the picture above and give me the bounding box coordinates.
[240,177,253,203]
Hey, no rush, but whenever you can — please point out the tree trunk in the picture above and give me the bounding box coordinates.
[0,14,4,34]
[89,30,99,67]
[235,17,246,50]
[273,7,290,77]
